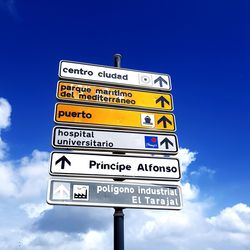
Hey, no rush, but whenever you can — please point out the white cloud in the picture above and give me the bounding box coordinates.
[0,145,250,250]
[0,229,112,250]
[20,203,53,219]
[0,148,51,232]
[0,230,75,250]
[0,97,11,130]
[181,182,199,201]
[17,150,50,200]
[124,201,250,250]
[0,98,11,159]
[0,161,17,196]
[0,98,250,250]
[81,230,112,250]
[190,166,216,178]
[0,138,8,159]
[0,149,49,200]
[207,203,250,233]
[177,147,197,174]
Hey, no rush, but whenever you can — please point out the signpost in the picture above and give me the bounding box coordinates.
[52,126,178,154]
[54,103,176,132]
[59,60,171,91]
[57,81,173,111]
[47,178,182,210]
[47,54,182,250]
[50,151,181,181]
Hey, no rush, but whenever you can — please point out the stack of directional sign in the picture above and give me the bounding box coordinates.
[47,60,182,210]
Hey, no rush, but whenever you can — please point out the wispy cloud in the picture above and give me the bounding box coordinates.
[0,98,11,159]
[0,98,11,130]
[207,203,250,234]
[190,166,216,178]
[0,0,18,18]
[177,147,197,174]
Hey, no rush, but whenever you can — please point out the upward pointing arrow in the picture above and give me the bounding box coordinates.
[160,137,174,149]
[156,96,170,108]
[157,116,173,128]
[55,156,71,169]
[154,76,169,88]
[53,184,70,199]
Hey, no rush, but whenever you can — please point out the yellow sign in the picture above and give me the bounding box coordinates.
[57,81,173,111]
[55,103,176,132]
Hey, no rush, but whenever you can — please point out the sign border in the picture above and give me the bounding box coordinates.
[54,102,177,132]
[52,125,179,155]
[58,60,172,92]
[56,80,174,112]
[47,177,183,210]
[49,151,181,181]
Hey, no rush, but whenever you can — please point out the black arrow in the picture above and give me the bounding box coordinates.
[157,116,172,128]
[156,96,170,108]
[154,76,169,87]
[160,137,174,149]
[55,156,71,169]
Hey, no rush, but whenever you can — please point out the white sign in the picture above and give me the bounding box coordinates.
[50,152,181,181]
[59,60,171,91]
[47,178,182,210]
[52,126,178,154]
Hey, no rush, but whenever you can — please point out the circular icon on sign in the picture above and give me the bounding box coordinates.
[140,75,151,85]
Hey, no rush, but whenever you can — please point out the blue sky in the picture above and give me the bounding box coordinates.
[0,0,250,249]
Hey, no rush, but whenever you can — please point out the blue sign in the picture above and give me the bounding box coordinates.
[145,136,159,148]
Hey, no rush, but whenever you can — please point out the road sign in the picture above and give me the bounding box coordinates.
[52,126,178,154]
[47,178,182,210]
[50,152,181,181]
[57,81,173,111]
[54,103,176,132]
[59,60,171,91]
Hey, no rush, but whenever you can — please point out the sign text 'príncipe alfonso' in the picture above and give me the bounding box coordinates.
[50,152,181,181]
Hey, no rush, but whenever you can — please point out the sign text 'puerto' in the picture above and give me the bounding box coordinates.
[54,103,176,132]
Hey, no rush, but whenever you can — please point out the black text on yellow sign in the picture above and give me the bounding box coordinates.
[57,81,173,111]
[54,103,176,132]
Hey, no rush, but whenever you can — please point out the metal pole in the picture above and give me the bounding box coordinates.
[114,53,122,68]
[114,207,124,250]
[113,53,124,250]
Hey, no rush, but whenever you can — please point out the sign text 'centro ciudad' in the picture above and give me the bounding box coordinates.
[59,60,171,91]
[47,58,182,210]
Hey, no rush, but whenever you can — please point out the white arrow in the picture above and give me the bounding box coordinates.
[53,184,70,199]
